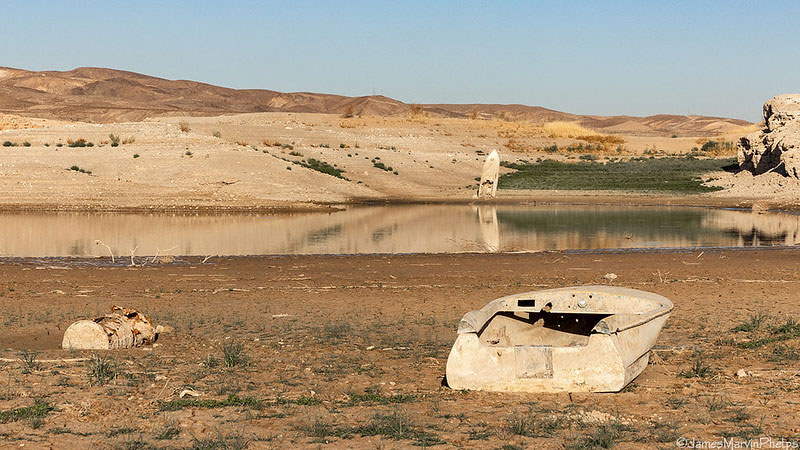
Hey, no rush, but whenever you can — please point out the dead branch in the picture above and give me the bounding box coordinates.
[94,240,115,263]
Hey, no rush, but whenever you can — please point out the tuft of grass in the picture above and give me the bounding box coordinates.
[87,354,117,386]
[154,414,181,440]
[347,392,416,405]
[295,414,349,441]
[179,121,190,133]
[109,133,121,147]
[320,322,352,342]
[67,138,92,147]
[69,165,92,175]
[159,394,261,412]
[736,317,800,349]
[770,318,800,335]
[108,426,138,437]
[212,131,221,138]
[275,396,322,406]
[564,424,622,450]
[499,157,735,193]
[190,428,250,450]
[505,409,566,437]
[732,311,768,332]
[648,421,681,443]
[768,345,800,363]
[222,342,248,368]
[19,349,40,374]
[294,158,346,179]
[353,408,442,446]
[119,434,151,450]
[0,401,53,424]
[372,160,394,172]
[678,352,713,378]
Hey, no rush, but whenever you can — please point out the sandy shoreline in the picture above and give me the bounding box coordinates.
[0,192,792,214]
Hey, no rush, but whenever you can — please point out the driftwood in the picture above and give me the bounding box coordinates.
[62,306,156,350]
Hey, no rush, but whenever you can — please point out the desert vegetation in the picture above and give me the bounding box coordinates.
[499,156,736,192]
[67,138,94,148]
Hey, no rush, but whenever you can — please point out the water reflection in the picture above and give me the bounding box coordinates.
[0,205,797,257]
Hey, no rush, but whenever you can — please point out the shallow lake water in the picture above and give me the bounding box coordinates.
[0,205,798,257]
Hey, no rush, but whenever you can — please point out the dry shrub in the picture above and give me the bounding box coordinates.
[235,141,248,147]
[495,111,514,122]
[122,136,136,145]
[179,121,190,133]
[504,139,531,151]
[340,118,368,128]
[696,139,737,157]
[578,134,626,145]
[405,104,433,123]
[340,104,355,119]
[408,104,425,116]
[541,121,625,146]
[542,121,596,138]
[493,120,544,139]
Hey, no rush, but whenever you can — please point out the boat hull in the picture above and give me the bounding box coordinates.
[445,286,672,393]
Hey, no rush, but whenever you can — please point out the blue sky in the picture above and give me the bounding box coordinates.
[3,0,798,121]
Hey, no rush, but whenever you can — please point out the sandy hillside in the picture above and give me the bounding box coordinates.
[0,66,750,136]
[0,111,793,210]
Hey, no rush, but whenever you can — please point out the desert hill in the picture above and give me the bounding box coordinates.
[0,66,750,135]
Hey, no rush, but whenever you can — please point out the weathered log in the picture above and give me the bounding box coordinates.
[61,306,156,350]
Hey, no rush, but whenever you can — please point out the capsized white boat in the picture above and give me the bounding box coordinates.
[445,286,673,393]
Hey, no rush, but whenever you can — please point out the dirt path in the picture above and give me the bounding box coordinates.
[1,249,799,447]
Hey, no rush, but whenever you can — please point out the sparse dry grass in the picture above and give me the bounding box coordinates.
[339,118,368,128]
[340,104,355,119]
[542,121,596,138]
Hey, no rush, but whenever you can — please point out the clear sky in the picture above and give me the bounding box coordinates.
[3,0,798,121]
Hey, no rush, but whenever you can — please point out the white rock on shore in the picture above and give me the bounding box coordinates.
[738,94,800,178]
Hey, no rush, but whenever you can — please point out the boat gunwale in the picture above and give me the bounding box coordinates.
[458,285,674,336]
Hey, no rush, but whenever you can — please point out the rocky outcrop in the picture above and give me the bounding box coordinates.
[738,94,800,177]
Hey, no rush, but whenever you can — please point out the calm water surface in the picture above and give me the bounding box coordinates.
[0,205,797,257]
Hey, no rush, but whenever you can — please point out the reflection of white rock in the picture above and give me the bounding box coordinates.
[701,210,800,246]
[477,150,500,198]
[476,205,499,252]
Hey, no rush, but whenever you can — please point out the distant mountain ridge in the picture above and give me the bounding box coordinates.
[0,66,750,135]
